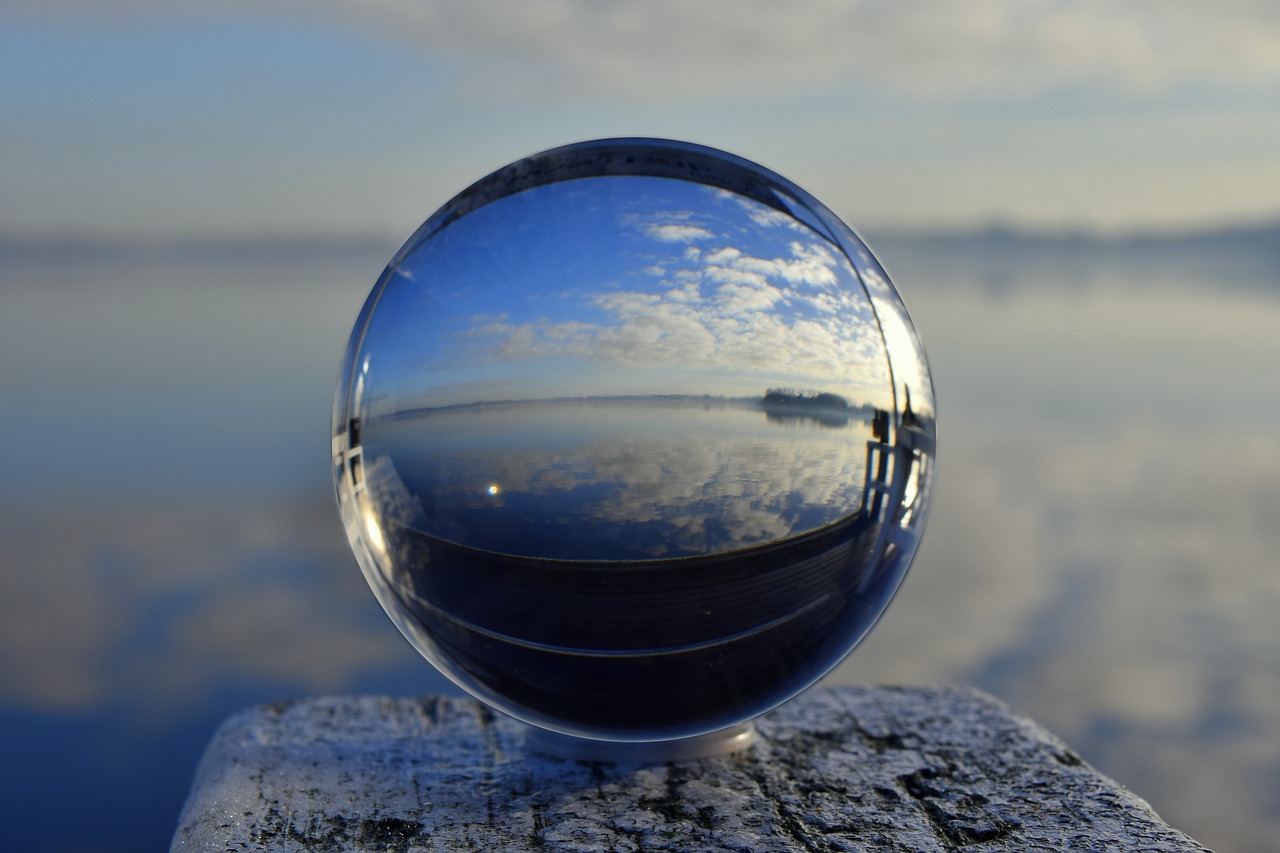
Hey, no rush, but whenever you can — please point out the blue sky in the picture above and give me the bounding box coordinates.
[4,1,1279,239]
[352,176,896,411]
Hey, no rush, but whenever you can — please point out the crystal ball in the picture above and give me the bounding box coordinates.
[332,138,935,745]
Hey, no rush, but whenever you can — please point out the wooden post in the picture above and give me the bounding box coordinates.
[171,685,1209,852]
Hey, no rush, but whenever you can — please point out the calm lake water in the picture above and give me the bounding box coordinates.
[1,233,1277,851]
[362,399,873,559]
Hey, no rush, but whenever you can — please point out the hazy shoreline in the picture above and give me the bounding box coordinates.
[4,215,1278,260]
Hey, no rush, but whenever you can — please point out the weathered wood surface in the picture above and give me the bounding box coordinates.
[171,685,1209,852]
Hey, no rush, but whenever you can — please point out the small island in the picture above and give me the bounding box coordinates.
[759,388,856,427]
[760,387,851,413]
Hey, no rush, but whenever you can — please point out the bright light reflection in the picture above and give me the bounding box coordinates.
[363,511,386,552]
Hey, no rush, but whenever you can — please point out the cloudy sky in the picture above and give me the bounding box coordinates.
[4,0,1279,239]
[358,176,895,409]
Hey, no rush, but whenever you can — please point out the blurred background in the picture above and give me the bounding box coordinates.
[2,3,1278,851]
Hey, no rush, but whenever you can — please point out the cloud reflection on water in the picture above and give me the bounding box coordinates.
[833,250,1280,851]
[0,495,427,713]
[842,420,1280,850]
[361,399,873,559]
[3,237,1280,851]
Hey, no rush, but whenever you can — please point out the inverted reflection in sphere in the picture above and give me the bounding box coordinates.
[332,139,936,751]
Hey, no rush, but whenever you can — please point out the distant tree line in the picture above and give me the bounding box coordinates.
[761,388,850,411]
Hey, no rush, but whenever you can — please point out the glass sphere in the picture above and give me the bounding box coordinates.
[333,138,935,744]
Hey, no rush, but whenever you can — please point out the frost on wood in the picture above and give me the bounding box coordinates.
[170,685,1209,852]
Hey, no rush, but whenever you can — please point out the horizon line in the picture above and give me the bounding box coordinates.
[3,211,1280,254]
[372,392,883,420]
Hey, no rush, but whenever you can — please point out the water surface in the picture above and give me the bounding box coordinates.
[2,236,1278,851]
[362,398,872,559]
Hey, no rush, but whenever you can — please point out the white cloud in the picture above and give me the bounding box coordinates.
[799,291,843,315]
[644,223,715,244]
[745,204,807,231]
[714,279,786,315]
[703,247,742,265]
[308,1,1273,98]
[13,1,1280,99]
[664,282,701,303]
[704,265,767,288]
[448,208,894,403]
[745,242,841,288]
